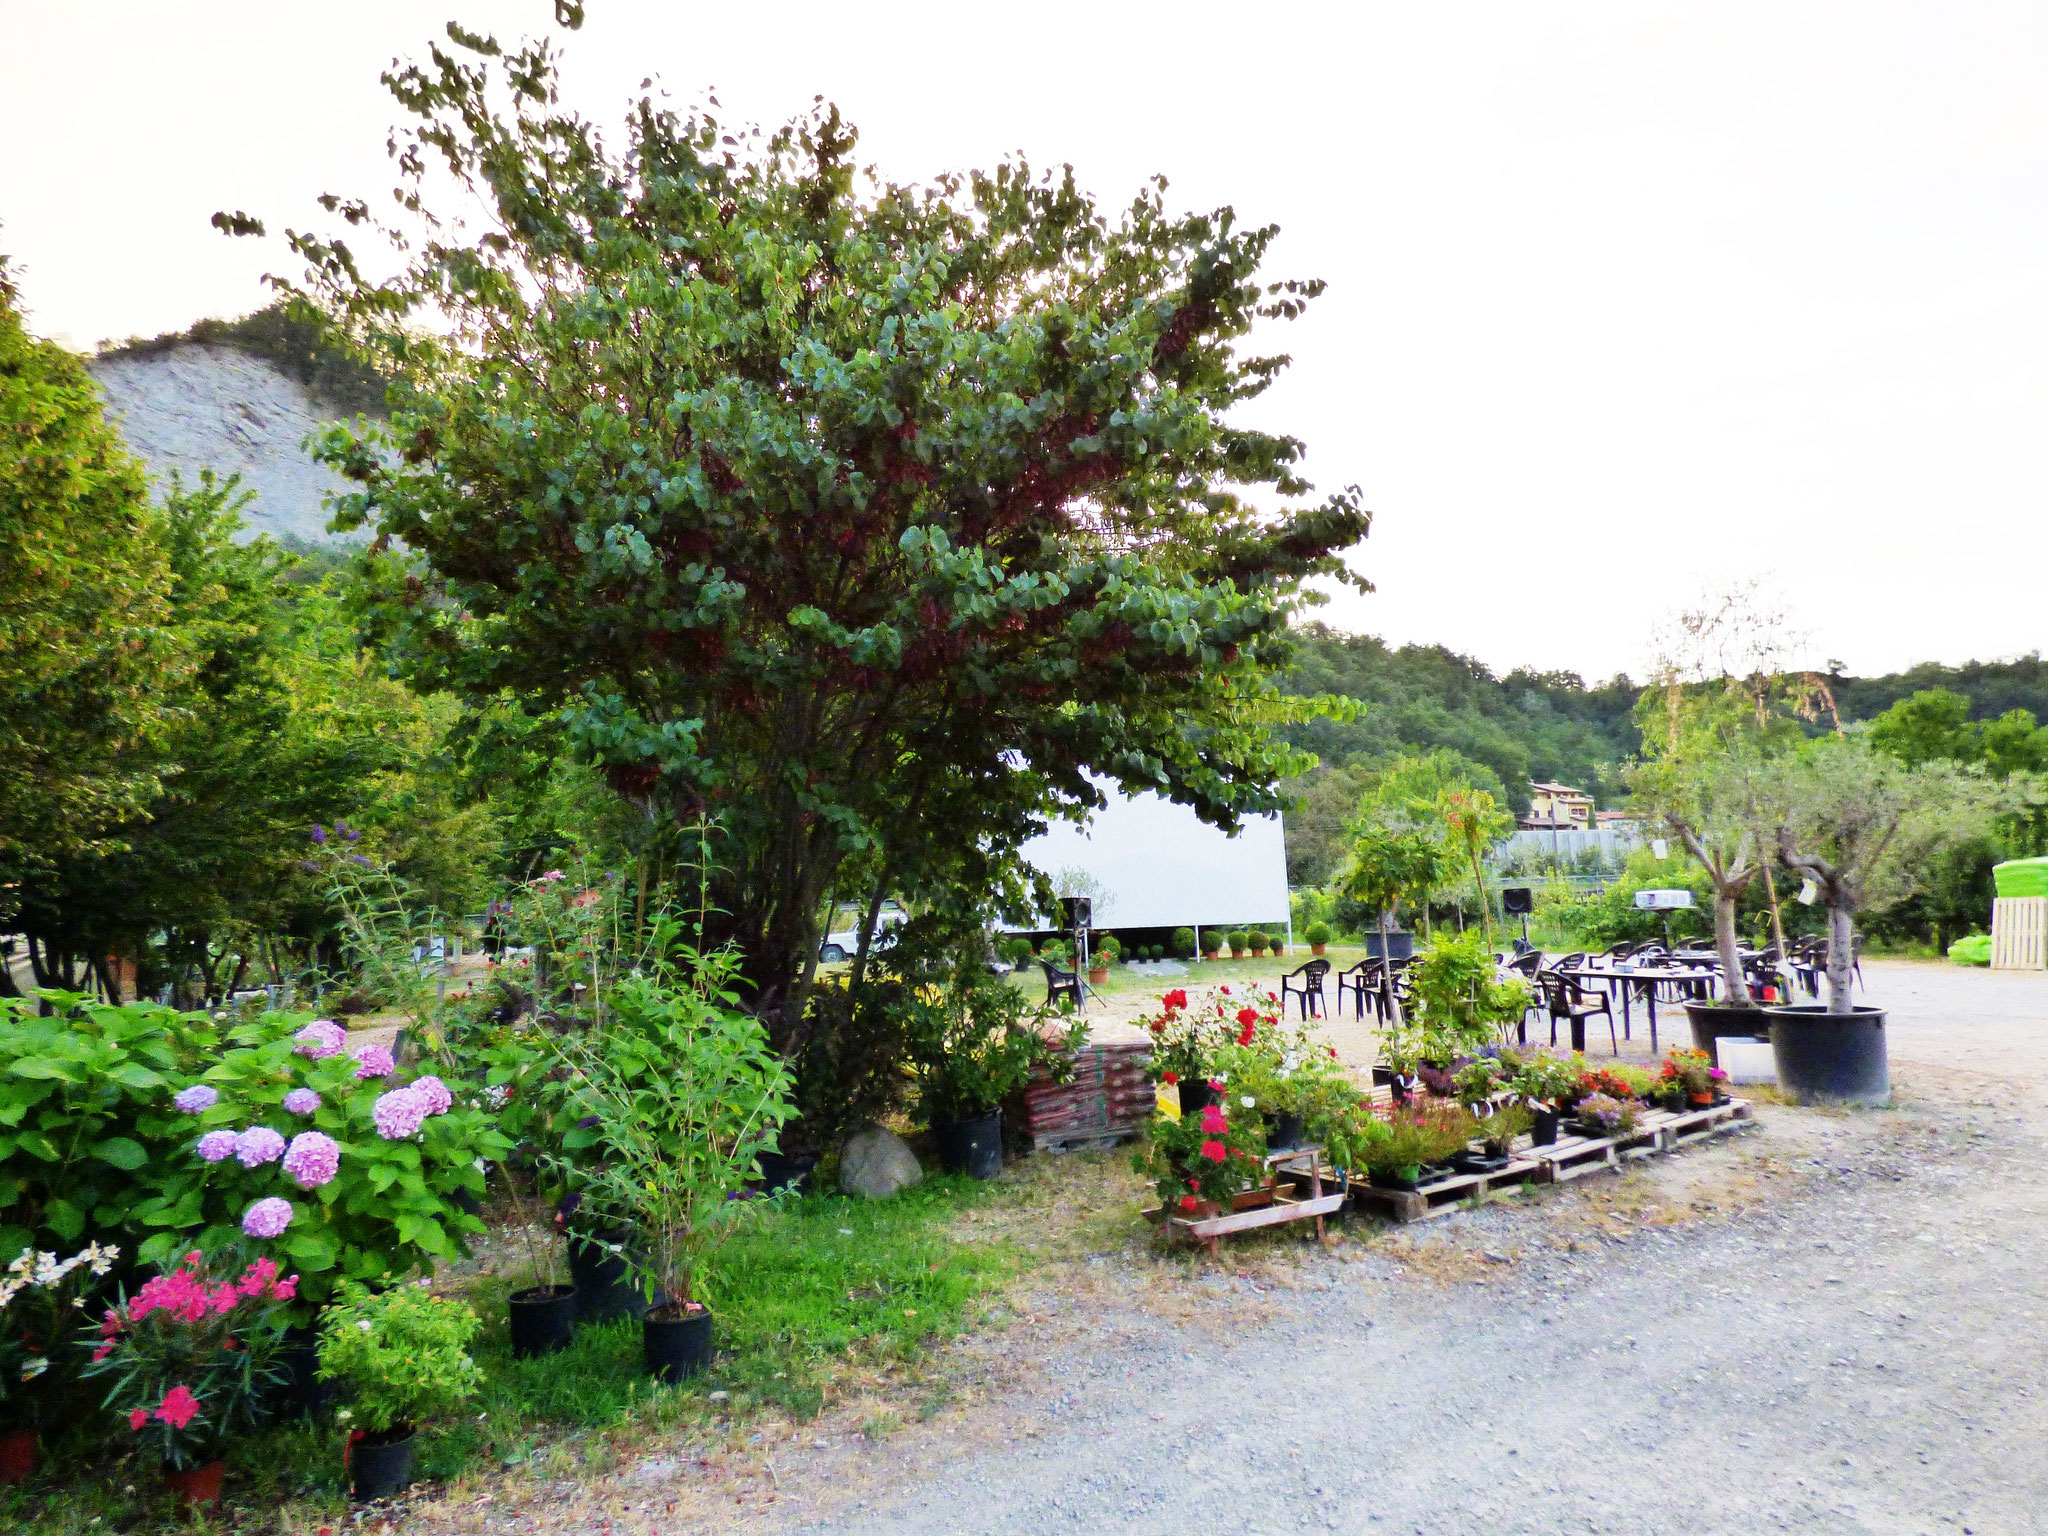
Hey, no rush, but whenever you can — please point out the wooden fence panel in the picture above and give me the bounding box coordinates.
[1991,897,2047,970]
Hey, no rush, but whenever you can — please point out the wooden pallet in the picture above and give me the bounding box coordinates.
[1035,1126,1140,1153]
[1346,1159,1541,1223]
[1150,1147,1343,1255]
[1528,1098,1753,1183]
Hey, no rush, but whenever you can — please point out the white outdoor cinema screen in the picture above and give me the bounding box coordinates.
[1010,777,1290,930]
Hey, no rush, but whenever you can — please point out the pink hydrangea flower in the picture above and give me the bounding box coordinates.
[283,1087,321,1115]
[372,1086,429,1140]
[173,1084,219,1114]
[195,1129,239,1164]
[293,1020,347,1059]
[281,1130,341,1189]
[351,1043,396,1080]
[234,1126,287,1167]
[409,1074,453,1116]
[241,1197,294,1239]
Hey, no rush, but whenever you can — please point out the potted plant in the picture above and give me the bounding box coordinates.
[1173,927,1197,960]
[1226,930,1249,959]
[1338,821,1443,964]
[0,1241,121,1483]
[1405,934,1532,1053]
[1767,738,1989,1102]
[86,1249,297,1508]
[1304,921,1332,957]
[1450,1055,1510,1113]
[503,1164,576,1358]
[1507,1049,1583,1145]
[1659,1047,1720,1107]
[1201,934,1221,960]
[1247,930,1271,958]
[907,963,1082,1178]
[1139,988,1219,1109]
[553,963,795,1382]
[1135,1087,1269,1221]
[1572,1093,1641,1141]
[1089,934,1117,984]
[1469,1104,1531,1167]
[317,1279,483,1501]
[1363,1105,1473,1189]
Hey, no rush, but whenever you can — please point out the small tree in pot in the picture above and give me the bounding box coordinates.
[1337,823,1444,968]
[1766,737,1993,1100]
[906,961,1083,1178]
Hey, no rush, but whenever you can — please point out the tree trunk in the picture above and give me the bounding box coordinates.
[1712,889,1752,1007]
[1826,900,1856,1015]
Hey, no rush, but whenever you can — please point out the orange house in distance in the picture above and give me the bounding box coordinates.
[1520,781,1594,831]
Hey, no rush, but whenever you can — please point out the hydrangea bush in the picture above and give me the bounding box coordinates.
[0,996,516,1308]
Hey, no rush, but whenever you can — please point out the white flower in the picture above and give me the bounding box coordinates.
[357,1319,373,1332]
[1241,1095,1256,1109]
[5,1249,30,1277]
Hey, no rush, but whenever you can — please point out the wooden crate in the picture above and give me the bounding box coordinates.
[1346,1159,1540,1223]
[1992,897,2047,970]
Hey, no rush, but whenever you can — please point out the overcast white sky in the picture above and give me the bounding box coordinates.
[5,2,2044,682]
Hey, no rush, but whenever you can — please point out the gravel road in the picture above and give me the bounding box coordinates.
[764,961,2048,1536]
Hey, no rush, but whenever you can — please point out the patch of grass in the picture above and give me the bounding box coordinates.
[2,1175,1016,1533]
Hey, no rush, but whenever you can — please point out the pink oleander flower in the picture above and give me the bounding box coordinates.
[173,1084,218,1114]
[351,1043,396,1079]
[155,1384,200,1429]
[195,1129,240,1164]
[372,1086,428,1140]
[241,1197,294,1239]
[282,1088,321,1115]
[293,1020,346,1059]
[281,1130,340,1189]
[409,1074,452,1116]
[234,1126,286,1167]
[127,1408,148,1430]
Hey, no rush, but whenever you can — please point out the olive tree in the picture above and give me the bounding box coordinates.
[224,15,1366,1033]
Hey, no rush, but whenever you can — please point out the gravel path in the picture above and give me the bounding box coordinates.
[763,961,2048,1536]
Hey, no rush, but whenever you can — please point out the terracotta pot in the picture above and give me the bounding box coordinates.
[1688,1091,1713,1106]
[1231,948,1246,959]
[165,1459,226,1508]
[1311,943,1327,956]
[0,1427,38,1485]
[1203,950,1220,961]
[1088,967,1109,984]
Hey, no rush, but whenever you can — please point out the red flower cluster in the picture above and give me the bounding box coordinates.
[1198,1139,1227,1162]
[1161,1070,1179,1085]
[1161,988,1188,1012]
[1179,1194,1202,1212]
[99,1254,298,1360]
[128,1384,200,1432]
[1199,1105,1228,1135]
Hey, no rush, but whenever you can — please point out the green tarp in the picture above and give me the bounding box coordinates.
[1949,933,1992,966]
[1992,857,2048,898]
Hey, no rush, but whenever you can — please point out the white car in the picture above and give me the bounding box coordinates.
[818,910,904,964]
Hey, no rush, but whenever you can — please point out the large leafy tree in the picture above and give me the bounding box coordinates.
[230,17,1368,1026]
[0,257,182,927]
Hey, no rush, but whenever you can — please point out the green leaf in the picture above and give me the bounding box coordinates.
[42,1197,84,1241]
[94,1136,149,1170]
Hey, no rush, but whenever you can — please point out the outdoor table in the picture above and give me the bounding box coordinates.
[1557,961,1718,1055]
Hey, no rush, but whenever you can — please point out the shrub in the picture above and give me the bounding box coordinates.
[1171,927,1196,959]
[998,935,1034,966]
[1405,934,1531,1055]
[1225,930,1248,953]
[1304,920,1333,947]
[0,997,510,1307]
[785,976,916,1153]
[1093,935,1121,964]
[1247,930,1271,953]
[317,1278,483,1436]
[1365,1105,1474,1172]
[904,963,1082,1124]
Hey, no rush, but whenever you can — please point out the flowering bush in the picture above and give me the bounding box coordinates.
[316,1279,482,1438]
[1660,1048,1717,1098]
[1134,1087,1269,1215]
[0,1242,119,1430]
[1574,1093,1640,1138]
[84,1250,296,1469]
[0,996,514,1309]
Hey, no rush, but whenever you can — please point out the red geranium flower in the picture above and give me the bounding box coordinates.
[1179,1194,1201,1212]
[128,1409,148,1430]
[1237,1022,1256,1046]
[1236,1006,1258,1029]
[1162,988,1187,1011]
[1199,1139,1227,1162]
[156,1384,200,1430]
[1162,1070,1179,1085]
[1208,1078,1224,1092]
[1200,1105,1227,1135]
[1149,1020,1165,1034]
[1186,1177,1200,1191]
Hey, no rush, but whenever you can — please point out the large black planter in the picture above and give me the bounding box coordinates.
[349,1427,415,1501]
[934,1109,1004,1179]
[1177,1080,1217,1114]
[1685,1001,1771,1068]
[643,1305,713,1383]
[1262,1110,1305,1150]
[567,1227,647,1324]
[1764,1005,1889,1104]
[509,1283,578,1358]
[754,1149,819,1196]
[1364,931,1415,962]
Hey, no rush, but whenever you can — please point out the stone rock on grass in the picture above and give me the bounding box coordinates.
[840,1127,923,1199]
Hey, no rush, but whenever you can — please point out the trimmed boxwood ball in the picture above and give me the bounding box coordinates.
[1171,927,1195,959]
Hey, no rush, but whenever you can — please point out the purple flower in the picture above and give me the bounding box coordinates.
[309,824,327,844]
[372,1087,429,1140]
[173,1084,219,1114]
[241,1197,295,1239]
[195,1129,240,1164]
[281,1131,341,1189]
[351,1043,396,1079]
[283,1088,321,1115]
[294,1020,346,1060]
[234,1126,287,1167]
[409,1074,452,1116]
[344,827,361,843]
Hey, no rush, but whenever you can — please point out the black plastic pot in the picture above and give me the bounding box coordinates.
[1764,1004,1890,1104]
[1262,1110,1305,1150]
[934,1109,1004,1179]
[272,1325,337,1420]
[1364,931,1415,962]
[1177,1080,1217,1114]
[1530,1107,1560,1146]
[1448,1151,1511,1176]
[643,1305,714,1383]
[349,1427,415,1502]
[1685,1001,1771,1068]
[567,1227,647,1325]
[509,1283,578,1358]
[1368,1164,1421,1191]
[754,1149,819,1196]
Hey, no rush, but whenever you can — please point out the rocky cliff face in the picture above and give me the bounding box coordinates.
[88,343,359,544]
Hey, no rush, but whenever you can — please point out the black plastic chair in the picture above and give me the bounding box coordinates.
[1038,958,1081,1010]
[1540,972,1619,1056]
[1336,959,1381,1021]
[1279,958,1331,1020]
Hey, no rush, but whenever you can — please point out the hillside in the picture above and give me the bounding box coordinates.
[88,304,385,546]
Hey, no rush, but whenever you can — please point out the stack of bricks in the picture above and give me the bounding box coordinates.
[1020,1042,1156,1149]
